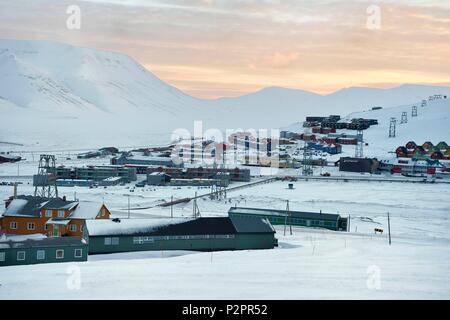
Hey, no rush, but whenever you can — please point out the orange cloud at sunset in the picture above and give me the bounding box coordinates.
[1,0,449,99]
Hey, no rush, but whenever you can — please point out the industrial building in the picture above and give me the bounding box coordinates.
[85,217,277,254]
[338,157,380,173]
[146,167,251,182]
[51,165,137,183]
[303,114,377,131]
[111,152,183,168]
[0,236,88,267]
[228,207,349,232]
[307,142,342,155]
[56,179,94,187]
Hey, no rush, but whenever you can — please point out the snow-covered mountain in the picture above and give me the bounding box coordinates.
[1,39,450,149]
[0,39,206,115]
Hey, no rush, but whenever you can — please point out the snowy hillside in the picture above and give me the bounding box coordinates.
[0,39,204,115]
[344,98,450,157]
[213,84,450,129]
[1,39,450,150]
[281,98,450,159]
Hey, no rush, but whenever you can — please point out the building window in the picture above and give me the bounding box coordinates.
[57,210,65,218]
[56,249,64,259]
[37,250,45,260]
[74,249,83,258]
[111,237,119,245]
[27,222,35,230]
[69,224,77,232]
[10,221,17,230]
[104,237,111,245]
[45,210,52,217]
[17,251,26,261]
[0,252,5,262]
[80,225,84,232]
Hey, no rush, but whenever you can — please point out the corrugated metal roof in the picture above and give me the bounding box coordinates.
[230,216,275,234]
[86,217,275,237]
[228,207,341,221]
[86,218,191,236]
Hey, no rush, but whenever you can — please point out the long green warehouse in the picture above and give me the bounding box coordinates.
[228,207,349,232]
[85,217,277,254]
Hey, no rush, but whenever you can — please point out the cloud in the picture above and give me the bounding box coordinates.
[0,0,449,98]
[268,52,300,68]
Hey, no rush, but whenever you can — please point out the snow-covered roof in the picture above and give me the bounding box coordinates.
[86,218,191,236]
[103,177,122,181]
[229,207,342,221]
[45,218,71,225]
[2,198,28,216]
[69,201,103,220]
[1,196,79,217]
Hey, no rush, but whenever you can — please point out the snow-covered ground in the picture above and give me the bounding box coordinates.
[1,172,450,299]
[1,39,450,300]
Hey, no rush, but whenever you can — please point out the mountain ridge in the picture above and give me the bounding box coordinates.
[1,39,450,148]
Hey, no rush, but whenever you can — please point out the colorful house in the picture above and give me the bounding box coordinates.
[396,146,408,158]
[422,141,434,150]
[436,141,448,151]
[405,141,417,149]
[0,195,111,237]
[430,151,445,160]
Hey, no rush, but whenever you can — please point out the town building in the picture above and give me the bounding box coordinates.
[228,207,349,232]
[0,236,88,267]
[338,157,380,173]
[85,217,277,254]
[0,195,111,237]
[52,165,137,183]
[111,152,183,168]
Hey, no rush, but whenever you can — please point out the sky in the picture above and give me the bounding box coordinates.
[0,0,449,99]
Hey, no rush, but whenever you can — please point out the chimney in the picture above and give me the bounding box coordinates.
[62,195,67,201]
[13,183,17,199]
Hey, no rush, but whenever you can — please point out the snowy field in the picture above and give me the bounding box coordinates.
[1,168,450,299]
[1,96,449,299]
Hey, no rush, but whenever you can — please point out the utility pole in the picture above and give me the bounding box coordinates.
[127,195,130,219]
[389,118,397,138]
[355,130,364,158]
[283,200,292,236]
[400,111,408,124]
[411,105,418,117]
[387,212,392,245]
[171,195,173,218]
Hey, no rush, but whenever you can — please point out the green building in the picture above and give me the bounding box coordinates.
[228,207,349,232]
[0,237,88,267]
[85,217,277,254]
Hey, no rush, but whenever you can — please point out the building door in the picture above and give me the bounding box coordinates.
[53,225,59,237]
[306,220,311,227]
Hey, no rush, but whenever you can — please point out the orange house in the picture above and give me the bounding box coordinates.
[0,195,110,237]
